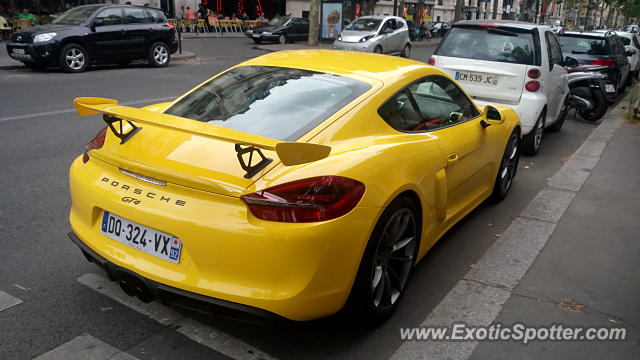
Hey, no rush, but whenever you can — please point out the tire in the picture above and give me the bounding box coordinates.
[548,97,568,132]
[148,42,170,67]
[58,43,88,73]
[491,129,520,202]
[373,45,383,54]
[402,44,411,58]
[278,34,288,44]
[345,197,419,325]
[579,88,608,122]
[522,109,545,156]
[252,38,262,44]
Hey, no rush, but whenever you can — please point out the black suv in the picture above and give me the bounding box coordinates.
[245,17,309,44]
[558,31,631,98]
[6,4,178,72]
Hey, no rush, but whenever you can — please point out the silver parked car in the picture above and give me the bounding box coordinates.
[334,16,411,57]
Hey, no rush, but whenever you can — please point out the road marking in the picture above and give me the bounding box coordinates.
[0,97,175,123]
[391,106,627,360]
[33,333,139,360]
[78,273,276,360]
[0,290,22,312]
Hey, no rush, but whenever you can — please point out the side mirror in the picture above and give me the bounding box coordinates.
[625,47,636,56]
[92,18,104,30]
[480,105,504,128]
[564,56,579,67]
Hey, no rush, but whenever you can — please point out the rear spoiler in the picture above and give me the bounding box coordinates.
[74,97,331,178]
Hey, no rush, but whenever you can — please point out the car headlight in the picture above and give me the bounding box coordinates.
[34,32,56,43]
[263,31,272,35]
[359,35,375,43]
[337,35,342,41]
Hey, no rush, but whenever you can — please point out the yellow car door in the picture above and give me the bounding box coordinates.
[406,75,499,223]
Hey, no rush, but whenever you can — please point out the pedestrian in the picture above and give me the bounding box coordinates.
[184,7,197,20]
[241,12,249,21]
[198,3,209,19]
[176,5,185,20]
[18,8,37,25]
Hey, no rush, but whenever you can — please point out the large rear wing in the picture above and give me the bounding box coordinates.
[74,97,331,178]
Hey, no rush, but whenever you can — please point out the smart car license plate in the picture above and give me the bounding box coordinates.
[605,84,615,93]
[101,211,181,263]
[253,34,260,38]
[12,48,25,55]
[454,71,499,87]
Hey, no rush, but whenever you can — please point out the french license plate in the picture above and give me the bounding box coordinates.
[605,84,615,93]
[101,211,181,263]
[12,48,25,55]
[455,71,499,87]
[253,34,260,38]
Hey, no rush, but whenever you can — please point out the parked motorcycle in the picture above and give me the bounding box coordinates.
[565,57,610,122]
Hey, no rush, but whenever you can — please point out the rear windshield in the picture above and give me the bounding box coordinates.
[165,66,371,141]
[436,26,537,65]
[346,18,381,31]
[557,35,608,55]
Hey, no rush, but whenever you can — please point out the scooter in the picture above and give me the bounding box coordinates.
[565,57,610,122]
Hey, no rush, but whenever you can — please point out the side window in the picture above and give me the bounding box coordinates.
[633,35,640,49]
[95,8,123,26]
[395,20,404,29]
[382,19,395,32]
[378,76,480,132]
[545,32,563,68]
[124,7,148,24]
[145,9,165,23]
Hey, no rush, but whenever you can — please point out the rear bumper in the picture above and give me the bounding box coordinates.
[69,231,283,321]
[69,155,379,321]
[333,40,376,53]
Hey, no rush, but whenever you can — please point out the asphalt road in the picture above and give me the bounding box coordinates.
[0,38,600,360]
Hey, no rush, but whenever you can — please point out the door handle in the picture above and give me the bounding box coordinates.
[446,153,459,166]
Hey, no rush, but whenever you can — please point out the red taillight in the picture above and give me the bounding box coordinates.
[525,80,541,92]
[427,57,436,66]
[82,127,107,163]
[241,176,365,223]
[527,68,541,79]
[591,58,615,67]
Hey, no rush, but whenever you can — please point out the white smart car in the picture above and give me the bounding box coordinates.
[429,20,569,155]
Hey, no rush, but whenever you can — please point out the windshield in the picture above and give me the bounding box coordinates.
[558,35,608,55]
[346,18,381,32]
[52,5,100,25]
[267,17,289,27]
[165,66,371,141]
[436,26,537,65]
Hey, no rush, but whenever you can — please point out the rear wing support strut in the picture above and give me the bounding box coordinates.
[235,144,273,179]
[103,114,142,144]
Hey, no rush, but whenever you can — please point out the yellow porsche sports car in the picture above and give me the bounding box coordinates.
[68,50,521,322]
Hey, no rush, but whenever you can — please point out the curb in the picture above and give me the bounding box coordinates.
[0,51,196,70]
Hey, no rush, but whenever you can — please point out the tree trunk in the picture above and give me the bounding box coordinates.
[585,0,593,29]
[307,0,320,46]
[492,0,500,20]
[599,3,606,27]
[455,0,464,21]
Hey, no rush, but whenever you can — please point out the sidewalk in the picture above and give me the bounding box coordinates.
[394,89,640,359]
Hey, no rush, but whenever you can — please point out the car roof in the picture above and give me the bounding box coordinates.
[562,31,615,38]
[241,50,429,85]
[454,19,543,30]
[357,15,402,20]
